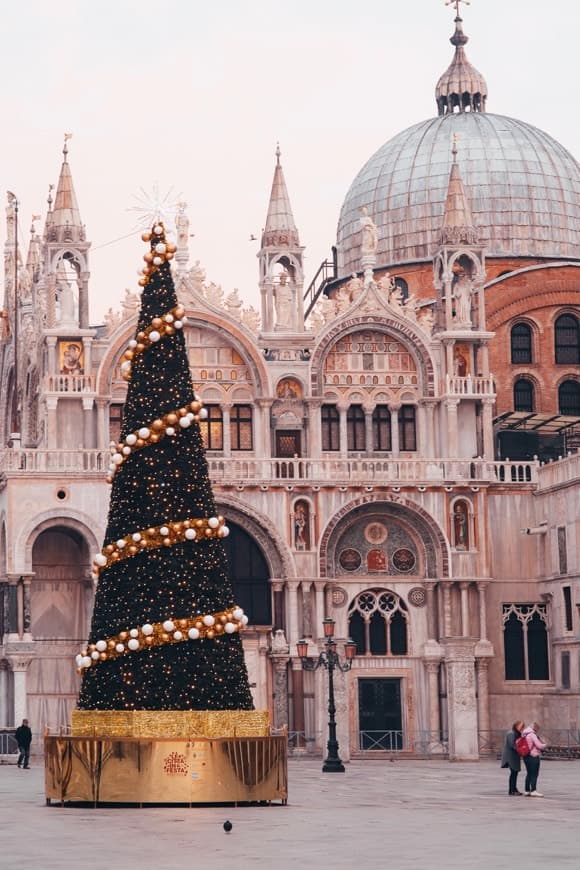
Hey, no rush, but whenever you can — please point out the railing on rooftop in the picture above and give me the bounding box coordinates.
[536,451,580,490]
[0,451,539,484]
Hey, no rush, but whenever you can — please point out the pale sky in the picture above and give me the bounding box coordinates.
[1,0,579,324]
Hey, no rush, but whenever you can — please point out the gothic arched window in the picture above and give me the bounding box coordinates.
[513,378,534,412]
[222,520,271,626]
[348,590,408,656]
[321,404,340,451]
[502,604,549,681]
[199,404,223,450]
[510,323,532,364]
[558,380,580,416]
[347,404,365,451]
[555,314,580,364]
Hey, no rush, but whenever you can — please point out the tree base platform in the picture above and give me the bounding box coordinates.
[44,734,287,805]
[70,708,270,738]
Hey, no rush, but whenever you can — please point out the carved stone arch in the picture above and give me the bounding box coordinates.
[49,247,88,274]
[266,253,303,284]
[96,311,270,396]
[16,509,103,574]
[310,316,436,398]
[213,495,296,579]
[448,250,483,279]
[319,495,450,579]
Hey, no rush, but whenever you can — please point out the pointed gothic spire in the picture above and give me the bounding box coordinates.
[440,138,478,245]
[436,7,487,115]
[49,135,84,242]
[261,144,300,248]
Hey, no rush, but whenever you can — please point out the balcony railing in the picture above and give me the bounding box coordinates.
[0,450,539,484]
[445,374,495,397]
[536,451,580,490]
[44,374,94,393]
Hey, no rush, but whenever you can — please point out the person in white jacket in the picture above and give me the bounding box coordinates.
[522,722,547,796]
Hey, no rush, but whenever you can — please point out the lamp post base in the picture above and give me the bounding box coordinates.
[322,756,345,773]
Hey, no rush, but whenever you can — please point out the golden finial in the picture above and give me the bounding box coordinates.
[445,0,470,15]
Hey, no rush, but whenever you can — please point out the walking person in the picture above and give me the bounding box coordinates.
[500,720,524,795]
[522,722,547,796]
[15,719,32,769]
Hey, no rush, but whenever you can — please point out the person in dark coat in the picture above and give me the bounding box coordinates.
[500,720,524,795]
[15,719,32,769]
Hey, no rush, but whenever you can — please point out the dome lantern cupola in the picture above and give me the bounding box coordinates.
[435,4,487,115]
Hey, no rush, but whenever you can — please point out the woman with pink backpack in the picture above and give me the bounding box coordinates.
[521,722,547,797]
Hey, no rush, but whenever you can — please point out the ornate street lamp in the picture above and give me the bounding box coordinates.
[297,618,356,773]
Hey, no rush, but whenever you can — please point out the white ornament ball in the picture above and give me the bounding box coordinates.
[149,330,161,342]
[115,643,125,653]
[153,256,163,266]
[163,620,175,632]
[138,427,150,439]
[116,539,126,549]
[129,339,138,349]
[96,640,107,652]
[185,528,196,540]
[81,656,92,669]
[113,453,123,465]
[165,313,174,323]
[122,446,131,456]
[75,654,83,667]
[132,532,142,542]
[91,650,100,661]
[208,516,219,529]
[94,553,107,567]
[174,320,183,329]
[221,525,230,537]
[142,624,154,636]
[202,615,215,627]
[128,638,140,651]
[173,630,183,641]
[166,427,175,436]
[199,407,208,419]
[241,615,249,626]
[181,315,188,324]
[121,360,131,374]
[129,628,139,638]
[154,224,163,235]
[224,622,236,634]
[232,608,244,621]
[126,433,137,445]
[160,526,170,536]
[188,627,200,640]
[178,417,191,428]
[155,242,166,254]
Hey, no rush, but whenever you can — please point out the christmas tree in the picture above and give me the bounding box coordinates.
[77,222,254,712]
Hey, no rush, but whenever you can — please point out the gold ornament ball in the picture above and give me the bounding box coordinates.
[152,419,164,430]
[207,630,215,640]
[167,413,178,425]
[152,317,163,329]
[161,633,169,642]
[141,232,152,242]
[108,640,116,650]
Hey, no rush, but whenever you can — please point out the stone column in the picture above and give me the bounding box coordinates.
[302,582,313,638]
[477,582,488,641]
[389,402,401,456]
[424,581,438,641]
[6,652,34,725]
[286,581,301,646]
[221,402,232,457]
[82,397,94,448]
[442,581,453,638]
[46,396,58,449]
[445,640,479,761]
[363,403,374,455]
[291,659,306,743]
[96,399,108,449]
[82,335,93,373]
[421,400,436,458]
[459,581,471,637]
[0,664,8,726]
[255,398,273,459]
[481,398,494,460]
[46,335,58,373]
[425,661,441,742]
[338,402,348,459]
[476,657,491,743]
[306,398,322,460]
[6,576,20,641]
[271,580,285,632]
[445,399,459,458]
[79,272,90,330]
[270,630,290,729]
[314,581,326,631]
[22,575,33,641]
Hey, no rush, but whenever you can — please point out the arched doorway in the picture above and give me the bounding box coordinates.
[28,527,92,732]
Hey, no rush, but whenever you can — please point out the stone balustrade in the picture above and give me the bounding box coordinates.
[0,451,539,484]
[44,374,94,393]
[445,374,495,397]
[536,451,580,490]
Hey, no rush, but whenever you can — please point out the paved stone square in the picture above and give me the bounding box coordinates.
[0,757,577,869]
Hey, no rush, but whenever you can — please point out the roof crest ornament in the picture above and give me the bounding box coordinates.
[436,0,487,115]
[63,132,72,161]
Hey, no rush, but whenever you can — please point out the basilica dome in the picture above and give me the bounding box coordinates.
[336,21,580,277]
